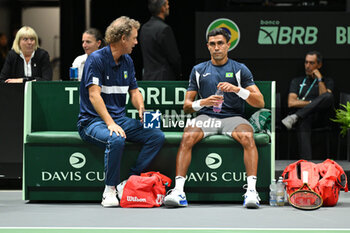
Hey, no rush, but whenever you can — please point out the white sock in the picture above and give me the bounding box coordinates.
[247,176,257,191]
[174,176,186,192]
[104,185,115,193]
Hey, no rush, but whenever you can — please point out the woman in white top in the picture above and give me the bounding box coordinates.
[72,28,104,81]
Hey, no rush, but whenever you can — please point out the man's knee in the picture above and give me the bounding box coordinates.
[108,134,126,149]
[150,130,165,145]
[180,129,202,148]
[321,92,333,101]
[235,131,256,148]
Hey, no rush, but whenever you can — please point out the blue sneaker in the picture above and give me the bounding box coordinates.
[164,189,188,207]
[243,189,261,209]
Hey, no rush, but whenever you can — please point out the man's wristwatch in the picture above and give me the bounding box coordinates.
[317,77,323,82]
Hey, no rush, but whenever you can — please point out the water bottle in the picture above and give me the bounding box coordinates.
[269,179,277,206]
[276,176,285,206]
[213,88,224,113]
[70,67,78,81]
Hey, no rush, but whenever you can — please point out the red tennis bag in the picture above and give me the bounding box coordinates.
[120,171,172,208]
[316,159,348,206]
[282,160,320,195]
[282,159,348,207]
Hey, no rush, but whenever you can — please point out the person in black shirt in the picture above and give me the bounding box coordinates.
[0,26,52,83]
[282,51,334,159]
[139,0,181,80]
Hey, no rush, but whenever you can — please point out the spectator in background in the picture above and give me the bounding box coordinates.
[72,28,105,81]
[0,33,9,70]
[282,51,334,159]
[140,0,181,80]
[0,26,52,83]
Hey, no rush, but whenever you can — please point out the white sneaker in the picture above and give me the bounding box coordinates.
[282,114,298,130]
[101,190,119,207]
[164,189,188,207]
[243,189,261,209]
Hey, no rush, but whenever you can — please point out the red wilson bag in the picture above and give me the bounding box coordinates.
[316,159,348,206]
[120,171,172,208]
[282,159,348,207]
[282,160,320,195]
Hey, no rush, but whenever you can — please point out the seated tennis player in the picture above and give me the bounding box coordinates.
[163,28,265,209]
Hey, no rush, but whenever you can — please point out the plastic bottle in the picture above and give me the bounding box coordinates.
[70,67,78,81]
[276,176,285,206]
[269,179,277,206]
[213,88,224,113]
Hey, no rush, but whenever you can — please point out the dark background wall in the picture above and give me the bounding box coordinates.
[0,0,349,173]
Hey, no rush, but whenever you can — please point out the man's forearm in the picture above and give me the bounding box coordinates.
[318,80,328,95]
[90,94,115,126]
[289,99,311,108]
[130,90,145,111]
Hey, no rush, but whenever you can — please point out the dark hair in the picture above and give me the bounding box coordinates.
[207,28,231,43]
[306,51,323,64]
[148,0,166,16]
[84,28,105,48]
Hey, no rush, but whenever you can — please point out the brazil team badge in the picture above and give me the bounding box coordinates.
[225,72,234,78]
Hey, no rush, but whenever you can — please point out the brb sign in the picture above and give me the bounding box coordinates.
[196,12,350,59]
[258,20,317,45]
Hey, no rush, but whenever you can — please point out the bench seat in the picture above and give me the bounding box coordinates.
[26,131,270,145]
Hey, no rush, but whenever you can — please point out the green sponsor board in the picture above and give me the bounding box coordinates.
[336,26,350,44]
[28,81,271,133]
[196,12,350,59]
[258,26,318,45]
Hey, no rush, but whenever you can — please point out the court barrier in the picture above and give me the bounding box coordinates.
[23,81,275,202]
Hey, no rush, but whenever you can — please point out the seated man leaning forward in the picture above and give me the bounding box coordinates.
[163,28,265,209]
[77,16,165,207]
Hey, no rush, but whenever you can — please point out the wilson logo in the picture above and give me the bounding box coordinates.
[127,196,147,202]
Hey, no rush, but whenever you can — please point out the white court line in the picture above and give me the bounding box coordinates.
[0,227,349,231]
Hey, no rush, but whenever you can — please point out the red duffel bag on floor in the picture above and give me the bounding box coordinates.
[316,159,348,206]
[120,171,172,208]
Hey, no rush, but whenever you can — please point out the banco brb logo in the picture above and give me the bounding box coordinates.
[205,153,222,169]
[258,24,318,45]
[206,18,240,51]
[69,152,86,169]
